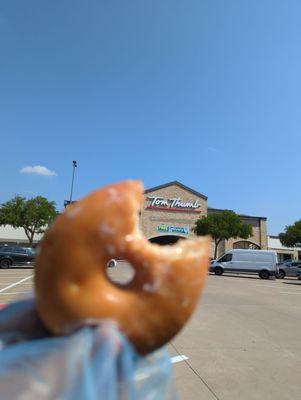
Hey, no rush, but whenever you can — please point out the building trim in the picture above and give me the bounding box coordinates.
[208,207,267,220]
[145,205,201,213]
[233,239,261,248]
[145,181,208,201]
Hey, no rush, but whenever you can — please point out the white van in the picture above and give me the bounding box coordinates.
[210,249,278,279]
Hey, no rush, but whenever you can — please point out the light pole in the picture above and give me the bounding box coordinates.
[69,160,77,203]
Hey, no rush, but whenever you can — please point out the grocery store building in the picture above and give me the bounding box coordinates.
[0,181,268,259]
[140,181,267,258]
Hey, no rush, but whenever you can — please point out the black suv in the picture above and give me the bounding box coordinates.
[0,246,36,268]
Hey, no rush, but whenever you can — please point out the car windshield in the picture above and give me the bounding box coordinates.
[27,248,36,255]
[218,253,232,262]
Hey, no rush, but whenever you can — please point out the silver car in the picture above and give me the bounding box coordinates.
[277,260,301,279]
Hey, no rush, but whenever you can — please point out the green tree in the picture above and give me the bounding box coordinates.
[0,195,57,246]
[193,210,253,259]
[279,220,301,247]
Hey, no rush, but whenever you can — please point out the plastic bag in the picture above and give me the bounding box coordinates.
[0,299,178,400]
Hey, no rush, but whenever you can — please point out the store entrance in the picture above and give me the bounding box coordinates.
[233,240,260,250]
[149,235,184,245]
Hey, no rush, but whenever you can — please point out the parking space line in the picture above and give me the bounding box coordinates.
[0,282,33,284]
[0,291,31,295]
[0,275,33,293]
[0,282,32,286]
[0,273,32,276]
[256,284,300,290]
[0,276,31,278]
[255,284,284,289]
[171,355,189,364]
[280,291,301,295]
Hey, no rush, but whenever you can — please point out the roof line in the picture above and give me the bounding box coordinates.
[208,207,267,220]
[145,181,208,200]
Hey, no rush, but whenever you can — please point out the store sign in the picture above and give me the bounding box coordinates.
[157,225,189,235]
[146,196,201,213]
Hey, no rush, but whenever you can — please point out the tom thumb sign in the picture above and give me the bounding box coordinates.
[147,196,201,213]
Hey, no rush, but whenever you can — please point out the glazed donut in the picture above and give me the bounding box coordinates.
[34,181,209,354]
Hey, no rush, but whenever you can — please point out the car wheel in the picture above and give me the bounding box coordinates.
[107,259,117,268]
[0,259,12,269]
[259,270,270,279]
[277,270,285,279]
[214,267,223,276]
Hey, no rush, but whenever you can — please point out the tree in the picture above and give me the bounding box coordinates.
[279,220,301,247]
[193,210,253,259]
[0,195,57,246]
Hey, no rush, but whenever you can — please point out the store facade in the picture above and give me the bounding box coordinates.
[0,181,268,259]
[0,225,42,247]
[268,235,301,262]
[140,181,267,258]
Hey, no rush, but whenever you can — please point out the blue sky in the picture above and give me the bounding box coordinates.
[0,0,300,235]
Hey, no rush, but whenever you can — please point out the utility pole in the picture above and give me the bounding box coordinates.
[69,160,77,203]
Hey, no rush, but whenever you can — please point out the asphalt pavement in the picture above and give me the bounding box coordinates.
[0,262,300,399]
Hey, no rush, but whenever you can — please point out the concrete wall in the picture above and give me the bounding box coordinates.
[0,225,43,245]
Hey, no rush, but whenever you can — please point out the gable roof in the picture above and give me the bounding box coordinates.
[145,181,208,200]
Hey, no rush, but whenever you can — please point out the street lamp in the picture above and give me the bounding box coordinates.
[69,160,77,203]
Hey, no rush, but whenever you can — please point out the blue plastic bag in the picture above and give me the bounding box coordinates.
[0,299,178,399]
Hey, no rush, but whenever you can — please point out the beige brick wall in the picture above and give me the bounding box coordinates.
[260,219,267,249]
[139,183,268,260]
[218,217,267,258]
[140,184,207,240]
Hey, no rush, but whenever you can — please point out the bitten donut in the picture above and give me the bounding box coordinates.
[34,181,209,354]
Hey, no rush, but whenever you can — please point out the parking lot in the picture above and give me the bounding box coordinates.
[0,267,34,306]
[0,262,301,399]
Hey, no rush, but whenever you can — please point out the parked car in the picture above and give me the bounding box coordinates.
[107,259,117,268]
[210,249,278,279]
[0,246,36,268]
[276,260,301,279]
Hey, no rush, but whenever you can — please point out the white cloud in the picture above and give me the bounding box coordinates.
[20,165,57,177]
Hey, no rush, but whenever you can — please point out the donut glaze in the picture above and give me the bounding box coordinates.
[34,181,210,354]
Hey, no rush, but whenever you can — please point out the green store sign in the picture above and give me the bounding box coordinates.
[157,225,189,235]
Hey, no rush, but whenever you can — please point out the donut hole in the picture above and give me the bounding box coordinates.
[106,260,136,286]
